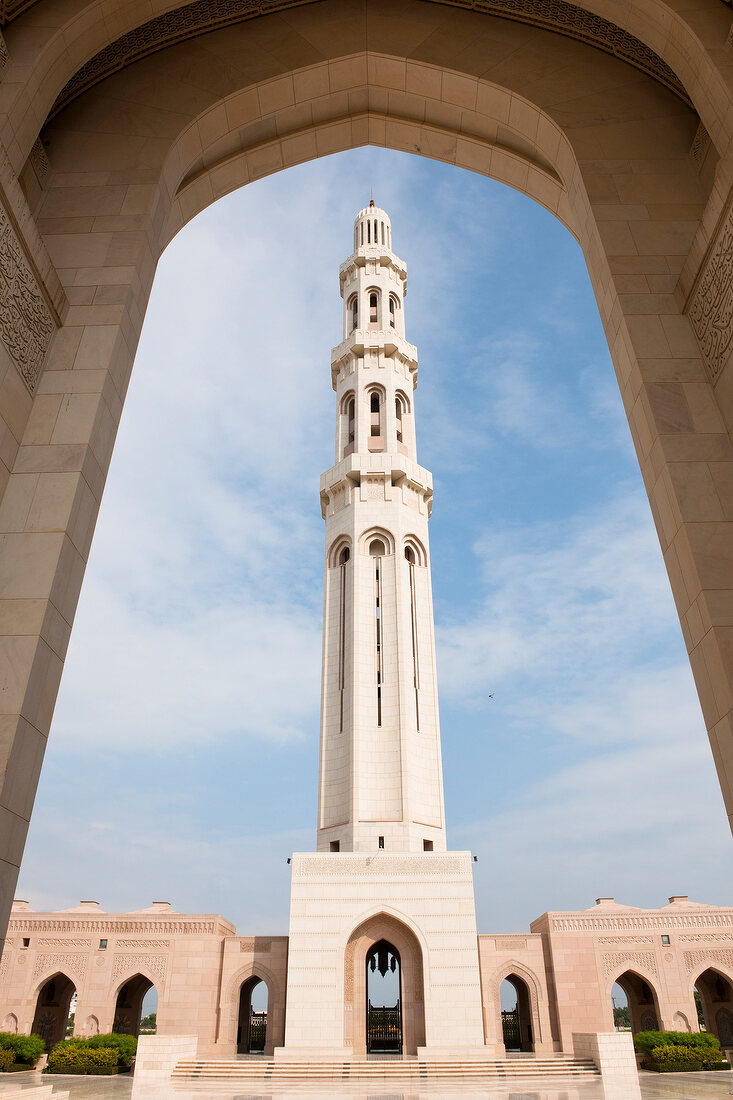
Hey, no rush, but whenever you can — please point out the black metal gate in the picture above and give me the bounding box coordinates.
[502,1007,521,1050]
[248,1010,267,1053]
[367,1000,402,1053]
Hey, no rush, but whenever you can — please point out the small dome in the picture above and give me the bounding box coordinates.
[354,201,392,227]
[353,201,392,251]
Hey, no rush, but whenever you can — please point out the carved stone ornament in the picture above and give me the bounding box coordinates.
[32,953,87,981]
[601,950,658,978]
[684,948,733,974]
[112,953,167,986]
[0,198,54,393]
[688,200,733,383]
[48,0,689,122]
[0,29,8,70]
[28,138,49,184]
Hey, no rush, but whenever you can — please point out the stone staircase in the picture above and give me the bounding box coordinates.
[172,1054,600,1082]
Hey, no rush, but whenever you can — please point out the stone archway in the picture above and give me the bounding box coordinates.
[220,961,284,1056]
[1,0,733,946]
[344,913,425,1056]
[693,966,733,1047]
[31,972,76,1050]
[611,969,662,1036]
[112,973,155,1037]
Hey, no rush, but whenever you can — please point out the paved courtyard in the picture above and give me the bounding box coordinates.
[0,1072,732,1100]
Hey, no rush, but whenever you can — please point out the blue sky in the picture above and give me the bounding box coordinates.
[17,147,733,935]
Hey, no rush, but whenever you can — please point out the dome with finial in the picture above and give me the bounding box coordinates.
[353,200,392,251]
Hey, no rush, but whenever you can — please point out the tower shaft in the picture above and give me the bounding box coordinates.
[317,204,446,854]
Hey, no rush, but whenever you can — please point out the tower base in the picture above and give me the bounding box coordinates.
[279,851,493,1057]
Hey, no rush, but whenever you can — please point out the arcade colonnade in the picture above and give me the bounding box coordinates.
[1,895,733,1057]
[3,0,733,952]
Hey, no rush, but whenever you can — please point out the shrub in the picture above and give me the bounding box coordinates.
[0,1050,14,1071]
[634,1030,720,1055]
[84,1033,137,1064]
[51,1033,136,1067]
[0,1032,45,1064]
[47,1045,117,1072]
[651,1044,707,1066]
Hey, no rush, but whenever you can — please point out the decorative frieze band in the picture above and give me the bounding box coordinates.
[293,855,464,877]
[597,936,654,944]
[0,197,54,393]
[550,914,733,931]
[8,919,221,934]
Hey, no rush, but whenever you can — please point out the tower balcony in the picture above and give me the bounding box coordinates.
[320,452,433,518]
[331,329,418,387]
[339,248,407,295]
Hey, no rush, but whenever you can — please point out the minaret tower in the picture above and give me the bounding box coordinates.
[279,203,488,1061]
[317,200,446,855]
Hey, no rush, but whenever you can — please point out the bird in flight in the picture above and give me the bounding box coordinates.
[488,692,495,699]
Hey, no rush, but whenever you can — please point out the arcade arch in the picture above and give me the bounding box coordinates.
[112,973,155,1037]
[693,967,733,1048]
[237,976,268,1054]
[610,969,661,1036]
[31,973,76,1050]
[0,0,733,942]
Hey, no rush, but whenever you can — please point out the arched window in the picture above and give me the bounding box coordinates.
[346,396,355,450]
[339,546,350,565]
[369,539,386,557]
[389,296,396,328]
[369,292,378,324]
[348,295,358,332]
[395,396,403,443]
[405,546,415,563]
[370,392,381,437]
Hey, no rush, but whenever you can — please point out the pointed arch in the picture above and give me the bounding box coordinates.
[690,965,733,1046]
[491,960,545,1050]
[31,972,76,1050]
[343,910,426,1056]
[359,527,395,556]
[221,960,284,1056]
[609,967,662,1036]
[328,535,352,568]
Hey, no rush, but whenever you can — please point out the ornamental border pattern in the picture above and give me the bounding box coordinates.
[0,197,54,394]
[688,198,733,383]
[550,914,733,931]
[47,0,689,123]
[7,919,222,933]
[293,855,464,877]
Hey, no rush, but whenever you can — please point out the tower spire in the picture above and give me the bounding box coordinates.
[316,202,446,854]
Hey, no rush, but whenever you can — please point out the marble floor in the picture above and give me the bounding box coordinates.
[0,1074,732,1100]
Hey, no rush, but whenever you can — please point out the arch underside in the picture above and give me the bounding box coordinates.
[41,0,689,122]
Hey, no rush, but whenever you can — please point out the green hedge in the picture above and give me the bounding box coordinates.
[53,1032,136,1067]
[47,1045,117,1073]
[0,1050,14,1072]
[634,1030,721,1055]
[0,1032,45,1064]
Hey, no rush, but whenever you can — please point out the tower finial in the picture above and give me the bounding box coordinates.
[369,189,374,208]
